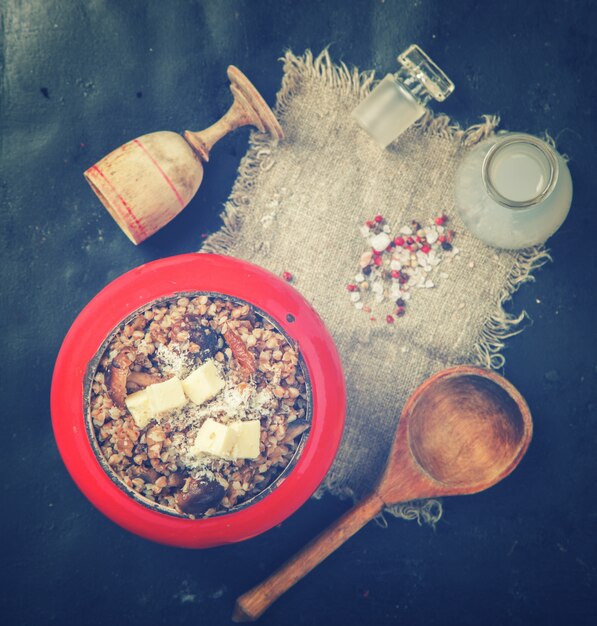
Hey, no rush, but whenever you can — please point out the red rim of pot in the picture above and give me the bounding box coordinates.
[51,253,346,548]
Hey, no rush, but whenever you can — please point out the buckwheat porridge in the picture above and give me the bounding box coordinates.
[88,294,311,518]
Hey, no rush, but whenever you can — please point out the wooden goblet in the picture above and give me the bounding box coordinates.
[84,66,283,244]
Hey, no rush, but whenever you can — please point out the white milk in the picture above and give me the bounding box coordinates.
[454,133,572,249]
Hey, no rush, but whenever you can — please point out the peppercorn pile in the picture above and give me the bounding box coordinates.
[347,213,458,323]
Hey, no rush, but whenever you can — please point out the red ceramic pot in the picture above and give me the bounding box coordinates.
[51,254,345,548]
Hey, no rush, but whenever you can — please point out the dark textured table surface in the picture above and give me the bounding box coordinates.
[2,1,596,624]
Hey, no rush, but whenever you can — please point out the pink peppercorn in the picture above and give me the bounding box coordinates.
[347,284,358,292]
[396,307,406,317]
[374,214,384,223]
[406,237,414,245]
[421,244,431,254]
[386,315,395,324]
[374,256,383,267]
[391,270,400,279]
[435,215,447,225]
[416,235,422,243]
[438,235,447,243]
[282,271,293,282]
[394,236,405,246]
[366,220,374,228]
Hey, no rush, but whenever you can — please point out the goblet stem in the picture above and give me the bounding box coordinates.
[184,65,283,162]
[184,97,253,162]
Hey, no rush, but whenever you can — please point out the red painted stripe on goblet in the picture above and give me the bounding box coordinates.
[90,165,147,239]
[133,138,185,208]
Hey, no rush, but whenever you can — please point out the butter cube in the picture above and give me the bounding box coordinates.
[182,361,225,406]
[192,418,238,458]
[146,376,187,417]
[229,420,261,459]
[125,389,153,429]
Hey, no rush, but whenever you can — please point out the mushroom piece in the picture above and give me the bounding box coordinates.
[167,472,184,488]
[184,315,223,360]
[126,371,164,391]
[282,419,310,444]
[130,466,160,484]
[106,347,136,409]
[175,477,225,516]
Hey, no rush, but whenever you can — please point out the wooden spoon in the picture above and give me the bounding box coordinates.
[232,365,533,622]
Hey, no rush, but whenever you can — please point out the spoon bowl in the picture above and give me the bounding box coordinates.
[379,366,532,504]
[409,375,527,487]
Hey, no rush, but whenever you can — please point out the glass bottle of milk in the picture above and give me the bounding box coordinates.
[454,133,572,249]
[352,44,454,149]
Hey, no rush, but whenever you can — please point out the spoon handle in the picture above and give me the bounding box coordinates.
[232,491,385,622]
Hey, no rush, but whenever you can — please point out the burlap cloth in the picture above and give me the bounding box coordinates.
[202,50,549,524]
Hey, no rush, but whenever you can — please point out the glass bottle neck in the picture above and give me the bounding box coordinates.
[393,67,433,106]
[482,134,559,209]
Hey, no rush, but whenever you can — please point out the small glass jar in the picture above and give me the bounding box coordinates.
[352,44,454,149]
[454,133,573,249]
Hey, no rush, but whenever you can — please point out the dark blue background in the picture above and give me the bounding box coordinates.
[1,1,596,624]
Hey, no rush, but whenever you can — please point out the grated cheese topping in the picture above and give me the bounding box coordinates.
[155,343,194,379]
[156,350,277,471]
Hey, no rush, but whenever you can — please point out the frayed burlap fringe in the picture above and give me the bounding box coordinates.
[203,49,550,528]
[470,247,552,370]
